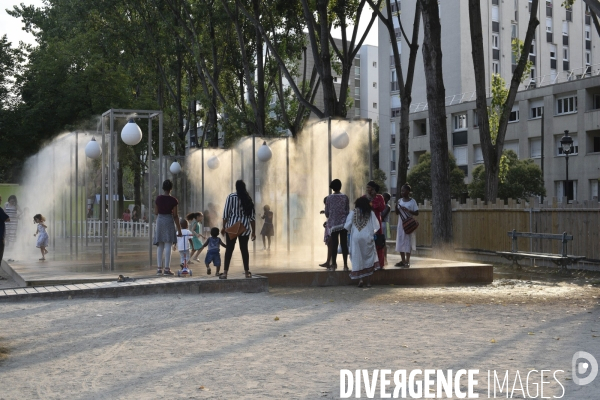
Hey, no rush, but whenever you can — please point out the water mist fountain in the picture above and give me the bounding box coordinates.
[86,109,164,272]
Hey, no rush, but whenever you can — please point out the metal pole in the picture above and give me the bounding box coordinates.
[109,110,115,271]
[52,145,56,253]
[368,119,373,181]
[114,121,119,259]
[84,137,88,248]
[310,127,314,261]
[75,130,78,257]
[328,118,332,194]
[565,152,570,201]
[101,117,106,272]
[252,134,256,253]
[148,117,153,269]
[159,113,164,189]
[540,108,545,204]
[286,135,290,253]
[70,136,73,256]
[202,146,205,212]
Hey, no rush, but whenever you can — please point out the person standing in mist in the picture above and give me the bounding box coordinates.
[220,180,256,279]
[324,179,350,271]
[364,181,386,269]
[153,179,183,276]
[0,195,11,267]
[4,195,21,247]
[395,184,419,268]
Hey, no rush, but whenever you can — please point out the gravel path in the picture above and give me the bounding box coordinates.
[0,279,599,399]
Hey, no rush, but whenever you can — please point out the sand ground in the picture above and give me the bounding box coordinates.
[0,274,599,399]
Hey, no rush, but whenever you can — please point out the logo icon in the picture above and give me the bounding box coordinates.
[572,351,598,385]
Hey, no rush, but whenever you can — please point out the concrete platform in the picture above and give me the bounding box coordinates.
[1,240,493,299]
[0,275,268,302]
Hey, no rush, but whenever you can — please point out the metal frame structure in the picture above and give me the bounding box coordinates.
[101,109,163,272]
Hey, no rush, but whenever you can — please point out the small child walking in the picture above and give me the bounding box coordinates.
[260,205,274,250]
[186,212,206,263]
[174,219,193,276]
[33,214,49,261]
[199,227,226,276]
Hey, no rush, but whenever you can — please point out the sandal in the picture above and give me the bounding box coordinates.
[358,280,364,288]
[207,267,212,275]
[343,266,349,271]
[318,263,330,268]
[327,265,337,271]
[39,258,45,261]
[219,274,228,279]
[395,261,404,267]
[404,263,410,268]
[245,271,252,278]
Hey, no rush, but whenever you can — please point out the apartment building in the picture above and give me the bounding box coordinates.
[297,40,379,122]
[378,0,600,198]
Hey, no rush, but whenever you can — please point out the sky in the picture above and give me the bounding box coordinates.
[1,0,378,48]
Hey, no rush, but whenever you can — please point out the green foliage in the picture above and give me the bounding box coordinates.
[511,38,533,83]
[468,150,546,201]
[373,168,388,194]
[488,74,508,145]
[406,152,467,204]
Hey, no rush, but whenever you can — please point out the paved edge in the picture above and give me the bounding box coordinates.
[0,276,269,302]
[0,260,27,287]
[262,265,494,287]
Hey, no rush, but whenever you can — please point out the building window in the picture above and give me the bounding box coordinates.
[373,102,377,109]
[594,94,600,110]
[474,145,484,164]
[373,61,377,67]
[550,45,557,69]
[530,137,542,158]
[591,180,599,200]
[473,111,479,128]
[556,95,577,115]
[355,108,361,117]
[586,51,592,66]
[555,180,577,201]
[546,1,553,17]
[492,61,500,74]
[453,114,467,131]
[492,34,499,49]
[453,146,468,176]
[566,6,572,21]
[509,107,520,122]
[355,67,360,77]
[530,104,543,119]
[391,133,396,145]
[373,82,377,88]
[511,23,518,39]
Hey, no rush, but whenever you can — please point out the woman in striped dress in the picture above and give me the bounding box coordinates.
[220,180,256,279]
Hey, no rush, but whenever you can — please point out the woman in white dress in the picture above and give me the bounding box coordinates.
[344,197,380,287]
[395,184,419,268]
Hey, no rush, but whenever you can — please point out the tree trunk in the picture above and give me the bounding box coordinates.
[254,0,266,134]
[469,0,538,202]
[419,0,453,248]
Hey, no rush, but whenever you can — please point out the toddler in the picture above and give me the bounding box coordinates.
[33,214,49,261]
[174,218,193,276]
[199,227,226,276]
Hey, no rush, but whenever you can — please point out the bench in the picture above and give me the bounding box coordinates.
[496,229,585,269]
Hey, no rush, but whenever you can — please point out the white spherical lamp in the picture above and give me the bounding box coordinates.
[207,156,220,169]
[121,118,142,146]
[85,137,102,159]
[170,161,182,174]
[257,141,273,162]
[332,131,350,149]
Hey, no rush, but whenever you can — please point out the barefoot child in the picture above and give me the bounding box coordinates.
[174,219,193,276]
[199,227,226,276]
[33,214,49,261]
[260,205,274,250]
[186,212,205,262]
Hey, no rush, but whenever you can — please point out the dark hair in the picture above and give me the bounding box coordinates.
[211,227,220,237]
[7,195,17,205]
[354,197,372,215]
[366,180,380,193]
[33,213,45,222]
[162,179,173,192]
[235,180,254,217]
[323,196,328,205]
[330,179,342,192]
[401,183,412,192]
[186,212,202,220]
[180,218,188,229]
[383,192,391,202]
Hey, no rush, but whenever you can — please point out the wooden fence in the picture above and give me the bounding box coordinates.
[388,197,600,262]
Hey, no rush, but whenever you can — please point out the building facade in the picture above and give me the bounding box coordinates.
[378,0,600,198]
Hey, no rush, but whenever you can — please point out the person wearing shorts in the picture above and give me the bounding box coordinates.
[200,227,226,276]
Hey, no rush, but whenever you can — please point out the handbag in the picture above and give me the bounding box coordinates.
[375,233,386,249]
[225,221,246,240]
[399,208,419,235]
